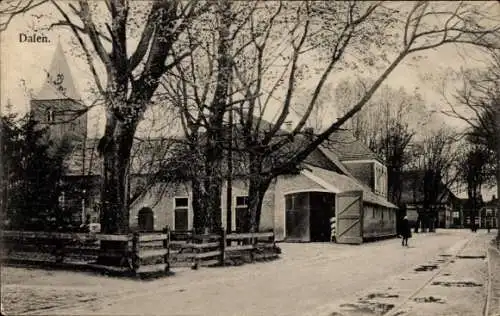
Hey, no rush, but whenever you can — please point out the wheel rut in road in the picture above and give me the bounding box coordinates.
[328,235,478,316]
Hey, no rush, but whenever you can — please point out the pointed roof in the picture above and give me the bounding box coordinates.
[34,41,81,101]
[303,164,398,209]
[324,129,382,163]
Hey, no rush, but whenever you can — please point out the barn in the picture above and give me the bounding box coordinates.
[273,164,398,243]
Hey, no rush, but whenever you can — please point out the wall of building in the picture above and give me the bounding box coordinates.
[362,205,397,238]
[343,162,374,190]
[129,179,276,232]
[129,182,189,231]
[219,179,276,232]
[31,99,87,142]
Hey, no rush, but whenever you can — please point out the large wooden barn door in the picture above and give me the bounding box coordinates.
[285,193,310,242]
[336,191,363,244]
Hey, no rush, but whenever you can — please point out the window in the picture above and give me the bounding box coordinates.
[381,209,384,220]
[236,196,248,207]
[174,197,189,231]
[235,196,248,232]
[47,108,55,122]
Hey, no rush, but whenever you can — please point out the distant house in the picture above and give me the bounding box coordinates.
[450,196,468,228]
[479,196,499,229]
[399,170,456,229]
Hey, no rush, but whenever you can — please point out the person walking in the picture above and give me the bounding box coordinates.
[401,216,412,247]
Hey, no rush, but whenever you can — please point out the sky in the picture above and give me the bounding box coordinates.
[1,1,498,199]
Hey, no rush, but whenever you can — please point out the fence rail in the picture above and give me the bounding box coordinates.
[1,230,169,276]
[1,227,279,275]
[168,228,279,269]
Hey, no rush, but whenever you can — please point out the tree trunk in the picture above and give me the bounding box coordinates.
[496,158,500,240]
[198,0,231,234]
[98,118,136,266]
[246,176,271,233]
[429,207,436,233]
[203,137,223,233]
[415,212,420,233]
[496,123,500,240]
[100,125,135,234]
[422,213,428,233]
[191,177,207,235]
[203,174,222,233]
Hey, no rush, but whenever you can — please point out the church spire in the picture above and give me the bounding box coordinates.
[34,41,81,101]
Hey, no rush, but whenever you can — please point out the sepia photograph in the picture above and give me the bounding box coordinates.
[0,1,499,315]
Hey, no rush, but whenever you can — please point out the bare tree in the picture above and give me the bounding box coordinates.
[457,144,493,231]
[159,0,263,233]
[0,0,49,32]
[444,49,500,239]
[336,82,429,205]
[233,1,500,232]
[409,128,460,232]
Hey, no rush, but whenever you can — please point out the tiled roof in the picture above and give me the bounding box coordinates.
[64,137,181,176]
[323,129,382,162]
[317,145,356,176]
[304,164,398,209]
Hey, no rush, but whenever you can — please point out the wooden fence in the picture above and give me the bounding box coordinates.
[169,229,279,269]
[1,228,279,274]
[1,230,169,275]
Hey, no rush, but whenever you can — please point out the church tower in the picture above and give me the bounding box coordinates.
[30,41,87,142]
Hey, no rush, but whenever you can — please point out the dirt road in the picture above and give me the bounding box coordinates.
[1,229,494,316]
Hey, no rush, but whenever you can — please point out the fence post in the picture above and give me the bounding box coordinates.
[54,236,65,264]
[192,248,200,270]
[163,225,170,273]
[219,226,226,266]
[131,232,139,275]
[250,233,256,263]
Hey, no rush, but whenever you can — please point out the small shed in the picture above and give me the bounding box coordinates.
[274,165,398,243]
